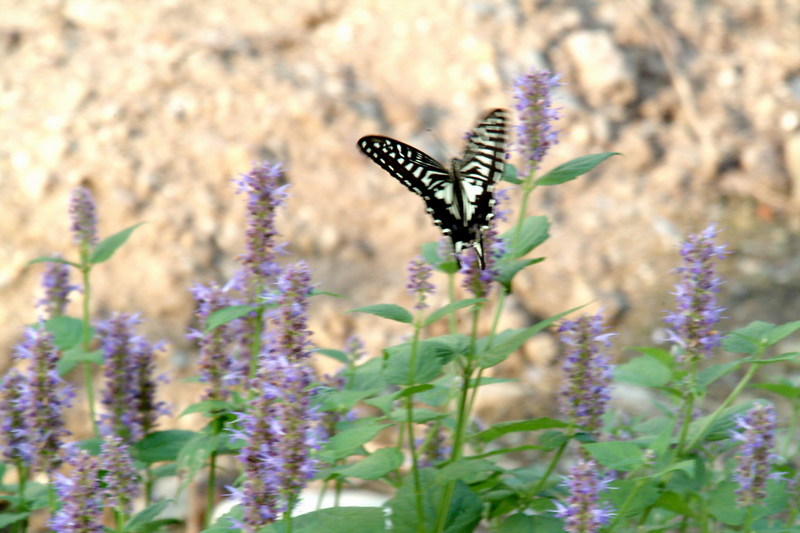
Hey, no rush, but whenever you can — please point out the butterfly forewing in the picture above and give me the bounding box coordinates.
[357,136,461,236]
[357,108,508,268]
[457,109,508,230]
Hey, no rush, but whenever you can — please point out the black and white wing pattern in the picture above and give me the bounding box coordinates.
[358,109,508,269]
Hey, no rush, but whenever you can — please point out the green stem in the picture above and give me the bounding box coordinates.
[404,320,425,532]
[435,305,481,533]
[79,249,99,438]
[511,168,538,254]
[530,437,569,497]
[15,462,29,533]
[203,417,224,529]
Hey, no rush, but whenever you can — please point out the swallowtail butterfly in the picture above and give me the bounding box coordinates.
[358,109,508,269]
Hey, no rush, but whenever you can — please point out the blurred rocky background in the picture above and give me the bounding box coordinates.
[1,0,800,430]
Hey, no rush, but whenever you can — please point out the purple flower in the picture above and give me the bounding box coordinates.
[558,312,615,435]
[343,335,366,363]
[269,261,313,363]
[38,257,77,318]
[189,283,241,401]
[554,459,615,533]
[417,422,450,468]
[100,435,139,514]
[513,69,561,174]
[0,370,34,465]
[230,353,320,531]
[731,403,780,506]
[97,313,168,441]
[13,326,72,473]
[664,224,728,362]
[69,186,99,247]
[235,161,289,294]
[49,448,104,533]
[406,257,435,311]
[460,220,506,297]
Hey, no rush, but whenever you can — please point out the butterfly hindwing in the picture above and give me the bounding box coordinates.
[358,109,508,268]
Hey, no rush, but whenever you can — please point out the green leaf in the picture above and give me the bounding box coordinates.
[479,305,584,368]
[263,507,387,533]
[334,447,403,480]
[435,458,502,484]
[764,320,800,345]
[384,341,449,385]
[614,355,672,387]
[57,347,104,375]
[497,514,563,533]
[496,257,544,292]
[535,152,620,186]
[696,361,739,388]
[0,513,30,529]
[124,500,171,531]
[751,381,800,399]
[27,256,78,267]
[89,222,146,264]
[320,419,391,463]
[350,304,413,324]
[606,478,661,517]
[583,441,644,471]
[501,162,520,184]
[206,305,257,331]
[179,400,234,417]
[472,418,569,443]
[421,241,458,274]
[722,321,775,353]
[396,384,434,398]
[175,432,225,489]
[45,316,85,351]
[134,429,197,464]
[751,351,800,364]
[503,216,549,259]
[422,298,486,327]
[315,348,348,363]
[387,469,481,533]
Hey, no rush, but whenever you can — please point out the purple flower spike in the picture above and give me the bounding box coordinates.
[97,313,168,441]
[235,161,289,292]
[664,224,729,362]
[14,326,72,473]
[270,261,313,363]
[406,257,435,311]
[101,435,140,514]
[69,186,99,246]
[460,221,506,297]
[731,403,780,506]
[558,312,615,435]
[513,69,561,174]
[38,257,77,318]
[0,370,34,465]
[49,449,104,533]
[554,459,615,533]
[189,283,241,401]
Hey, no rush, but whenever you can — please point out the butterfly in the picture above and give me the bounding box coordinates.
[357,109,508,269]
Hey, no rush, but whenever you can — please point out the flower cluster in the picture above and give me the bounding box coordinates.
[0,369,34,465]
[69,186,99,247]
[100,435,140,514]
[38,257,77,318]
[231,352,320,531]
[235,161,289,293]
[269,261,313,363]
[189,283,241,401]
[13,326,73,473]
[406,256,435,310]
[97,313,168,441]
[460,221,507,297]
[558,312,614,436]
[554,459,615,532]
[49,448,104,533]
[513,69,561,174]
[664,224,728,362]
[731,403,780,506]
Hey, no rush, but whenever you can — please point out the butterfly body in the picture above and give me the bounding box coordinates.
[358,109,508,268]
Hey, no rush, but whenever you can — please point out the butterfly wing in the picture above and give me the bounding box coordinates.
[357,136,463,239]
[457,108,508,231]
